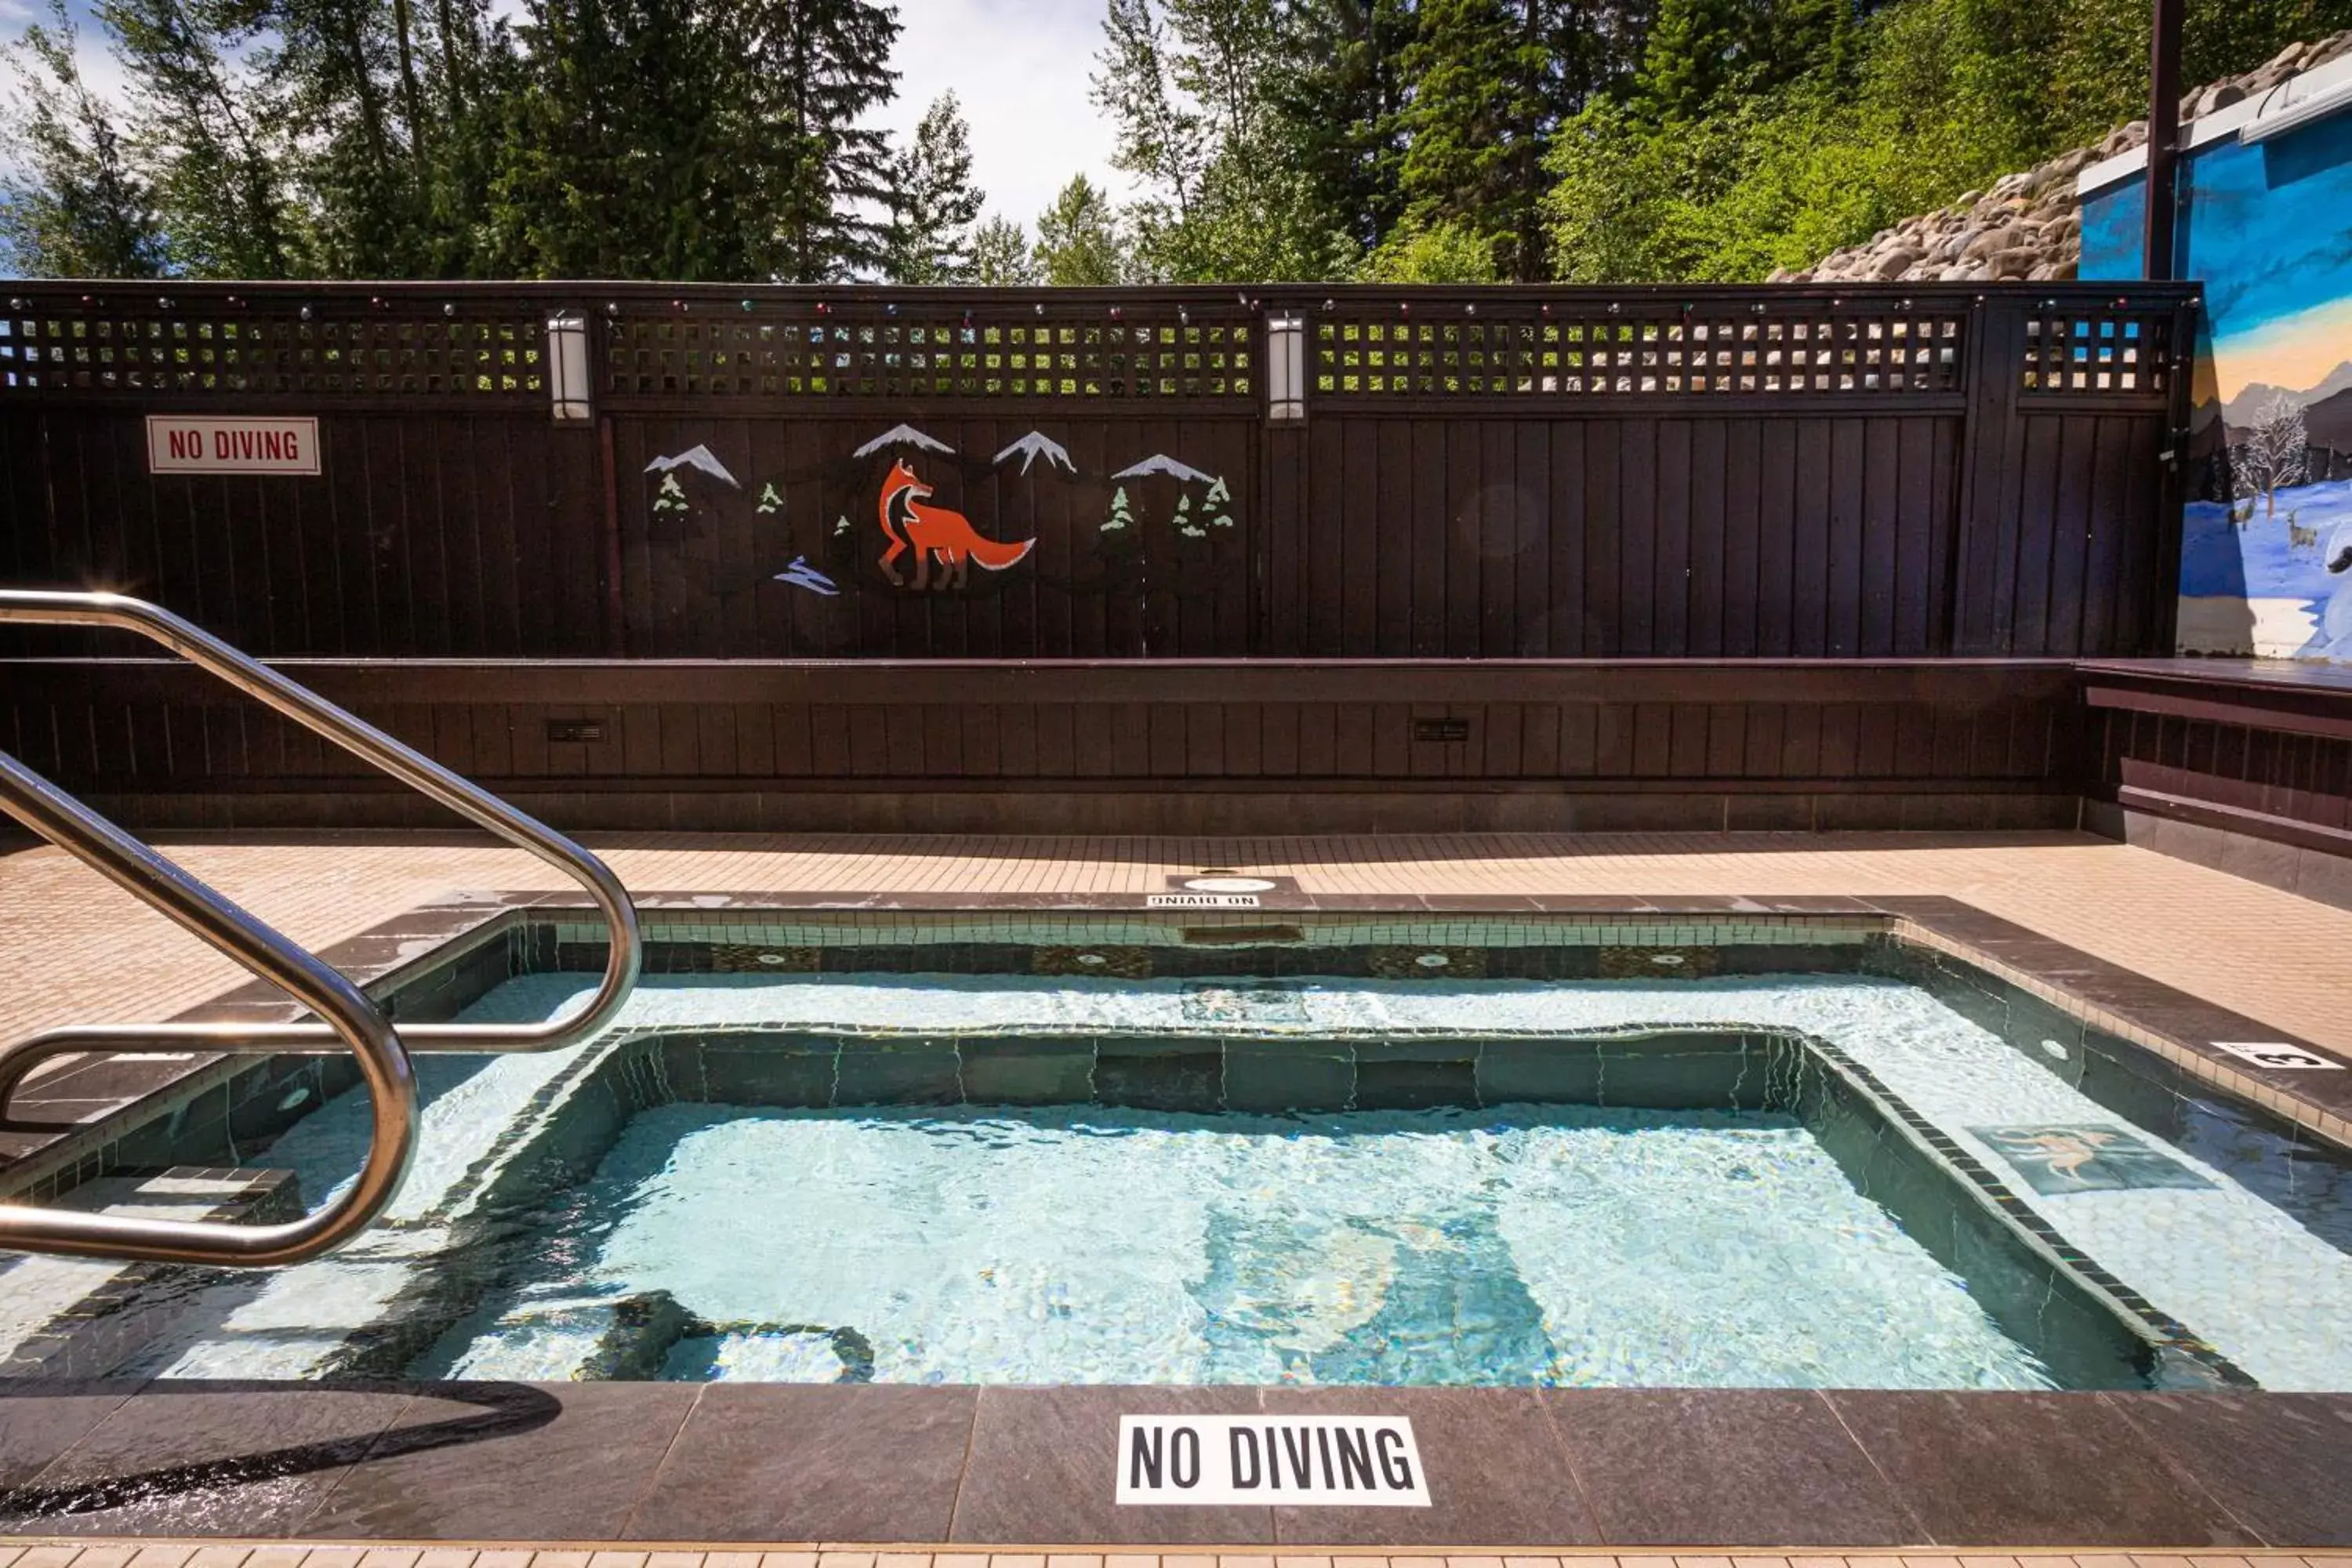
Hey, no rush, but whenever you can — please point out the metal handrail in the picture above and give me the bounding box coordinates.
[0,593,638,1123]
[0,593,641,1256]
[0,753,417,1262]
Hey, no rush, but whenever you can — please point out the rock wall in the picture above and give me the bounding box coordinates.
[1776,31,2352,285]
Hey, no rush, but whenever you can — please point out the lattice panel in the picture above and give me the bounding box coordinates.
[0,307,545,397]
[2021,308,2176,397]
[1316,311,1966,397]
[603,318,1253,399]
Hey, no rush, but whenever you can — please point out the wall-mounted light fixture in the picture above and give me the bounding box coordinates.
[546,314,591,422]
[1267,313,1305,423]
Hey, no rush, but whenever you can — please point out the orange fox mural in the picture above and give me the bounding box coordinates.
[878,458,1036,590]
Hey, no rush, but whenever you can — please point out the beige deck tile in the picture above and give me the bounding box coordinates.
[2065,1557,2140,1568]
[60,1550,134,1568]
[1673,1557,1735,1568]
[1504,1557,1568,1568]
[985,1556,1044,1568]
[526,1554,593,1568]
[2128,1557,2195,1568]
[412,1554,479,1568]
[470,1554,533,1568]
[1103,1555,1160,1568]
[816,1556,877,1568]
[13,1554,83,1568]
[760,1555,819,1568]
[296,1553,365,1568]
[2186,1559,2258,1568]
[1391,1557,1452,1568]
[6,832,2347,1058]
[1162,1555,1221,1568]
[931,1557,993,1568]
[125,1550,196,1568]
[878,1556,934,1568]
[234,1550,311,1568]
[358,1552,421,1568]
[700,1555,760,1568]
[1785,1558,1848,1568]
[1218,1557,1276,1568]
[1615,1556,1679,1568]
[1044,1556,1100,1568]
[644,1554,705,1568]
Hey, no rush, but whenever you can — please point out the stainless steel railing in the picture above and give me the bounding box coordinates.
[0,590,641,1265]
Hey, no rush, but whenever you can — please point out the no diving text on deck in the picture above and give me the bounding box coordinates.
[1115,1415,1429,1506]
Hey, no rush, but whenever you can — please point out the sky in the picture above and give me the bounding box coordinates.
[873,0,1134,230]
[4,0,1132,241]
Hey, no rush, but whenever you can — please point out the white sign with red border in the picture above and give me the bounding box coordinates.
[145,416,321,476]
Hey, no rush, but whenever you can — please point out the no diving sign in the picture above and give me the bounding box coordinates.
[1116,1414,1429,1506]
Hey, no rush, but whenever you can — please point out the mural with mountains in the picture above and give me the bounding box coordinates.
[2082,85,2352,659]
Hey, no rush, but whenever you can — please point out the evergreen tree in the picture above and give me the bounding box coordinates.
[883,93,985,283]
[1757,0,1856,89]
[1271,0,1416,254]
[748,0,902,281]
[1092,0,1346,279]
[969,214,1040,284]
[97,0,299,277]
[1033,173,1127,285]
[1634,0,1750,122]
[0,2,166,275]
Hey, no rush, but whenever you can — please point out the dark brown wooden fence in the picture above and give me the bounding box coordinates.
[1,280,2198,663]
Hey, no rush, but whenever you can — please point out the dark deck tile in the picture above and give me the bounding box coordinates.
[0,1380,416,1537]
[304,1381,691,1541]
[1262,1386,1597,1546]
[1541,1388,1924,1545]
[1823,1390,2257,1546]
[952,1385,1271,1545]
[623,1382,972,1543]
[0,1380,144,1494]
[2104,1392,2352,1545]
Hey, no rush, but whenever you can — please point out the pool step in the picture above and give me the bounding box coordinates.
[0,1167,302,1378]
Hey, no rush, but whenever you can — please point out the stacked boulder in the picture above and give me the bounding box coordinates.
[1776,31,2352,285]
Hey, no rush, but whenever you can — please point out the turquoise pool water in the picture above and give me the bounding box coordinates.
[11,956,2350,1391]
[417,1101,2061,1388]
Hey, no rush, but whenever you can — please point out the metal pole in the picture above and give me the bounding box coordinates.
[2143,0,2185,280]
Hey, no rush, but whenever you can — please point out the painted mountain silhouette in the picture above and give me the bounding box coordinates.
[644,444,740,487]
[852,423,954,459]
[1112,454,1217,484]
[993,431,1076,475]
[2224,361,2352,423]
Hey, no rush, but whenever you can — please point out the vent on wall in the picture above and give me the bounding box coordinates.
[1411,717,1471,742]
[546,719,605,744]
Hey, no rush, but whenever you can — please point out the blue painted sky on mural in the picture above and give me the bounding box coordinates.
[2085,111,2352,398]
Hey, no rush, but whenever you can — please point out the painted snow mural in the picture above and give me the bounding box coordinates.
[2082,87,2352,658]
[631,423,1246,655]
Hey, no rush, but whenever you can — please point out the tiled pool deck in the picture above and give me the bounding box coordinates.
[3,830,2348,1058]
[2,830,2350,1552]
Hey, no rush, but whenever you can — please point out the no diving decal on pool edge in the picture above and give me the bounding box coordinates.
[1116,1414,1430,1506]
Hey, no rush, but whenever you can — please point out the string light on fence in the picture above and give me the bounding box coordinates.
[546,314,592,423]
